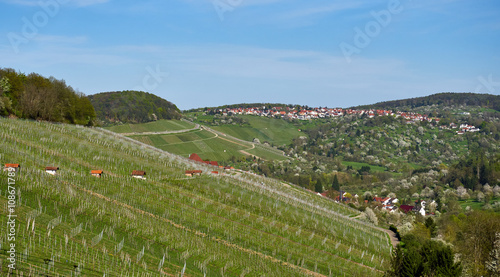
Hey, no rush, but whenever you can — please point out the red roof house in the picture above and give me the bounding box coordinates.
[185,170,202,176]
[91,170,104,177]
[400,205,414,213]
[4,164,20,172]
[189,153,204,163]
[131,170,146,179]
[45,167,59,175]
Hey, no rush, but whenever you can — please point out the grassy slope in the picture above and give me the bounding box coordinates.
[129,129,252,161]
[0,118,391,276]
[106,119,195,133]
[116,118,289,162]
[196,115,303,146]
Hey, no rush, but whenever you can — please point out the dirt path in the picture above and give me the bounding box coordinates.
[381,228,400,249]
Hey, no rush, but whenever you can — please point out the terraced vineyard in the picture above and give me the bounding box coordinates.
[0,118,392,276]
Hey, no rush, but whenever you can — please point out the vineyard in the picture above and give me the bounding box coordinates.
[0,118,392,276]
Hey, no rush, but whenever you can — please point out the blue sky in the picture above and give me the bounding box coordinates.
[0,0,499,110]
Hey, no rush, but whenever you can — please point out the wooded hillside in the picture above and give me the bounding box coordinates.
[0,68,95,125]
[89,90,181,124]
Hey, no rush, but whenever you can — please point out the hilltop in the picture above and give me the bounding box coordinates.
[89,90,181,125]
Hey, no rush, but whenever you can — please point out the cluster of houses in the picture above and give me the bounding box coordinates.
[439,123,480,134]
[3,163,147,179]
[208,106,439,123]
[316,188,431,216]
[371,197,427,216]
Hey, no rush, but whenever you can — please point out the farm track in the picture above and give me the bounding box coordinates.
[201,125,288,158]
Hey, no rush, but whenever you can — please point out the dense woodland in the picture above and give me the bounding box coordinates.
[89,90,181,125]
[0,68,95,125]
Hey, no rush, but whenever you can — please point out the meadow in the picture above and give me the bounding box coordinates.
[191,115,303,146]
[0,118,392,276]
[105,119,195,134]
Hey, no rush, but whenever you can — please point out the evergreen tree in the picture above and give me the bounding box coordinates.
[332,175,340,191]
[314,179,323,193]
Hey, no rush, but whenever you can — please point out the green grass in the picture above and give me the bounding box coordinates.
[105,119,195,133]
[245,146,289,161]
[128,125,289,162]
[204,115,303,146]
[0,118,391,276]
[342,161,388,173]
[129,130,251,161]
[459,197,500,212]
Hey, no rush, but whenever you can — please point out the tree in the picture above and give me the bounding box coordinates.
[486,232,500,277]
[455,211,500,276]
[332,174,340,191]
[425,217,437,238]
[314,178,323,193]
[386,235,462,277]
[365,207,378,225]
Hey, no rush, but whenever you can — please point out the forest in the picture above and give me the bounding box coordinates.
[0,68,96,125]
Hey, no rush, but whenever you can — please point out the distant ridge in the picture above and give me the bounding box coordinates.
[355,92,500,111]
[89,90,181,124]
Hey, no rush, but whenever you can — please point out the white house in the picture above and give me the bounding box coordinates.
[45,167,59,175]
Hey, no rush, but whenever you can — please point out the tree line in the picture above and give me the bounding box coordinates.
[0,68,95,125]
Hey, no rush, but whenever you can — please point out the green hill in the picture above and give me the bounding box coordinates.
[0,117,391,276]
[89,91,181,124]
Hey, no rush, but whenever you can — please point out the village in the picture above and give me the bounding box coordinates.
[206,106,480,134]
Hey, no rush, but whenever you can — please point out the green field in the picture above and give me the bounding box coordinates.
[0,118,391,276]
[459,198,500,211]
[197,115,303,146]
[130,129,251,161]
[105,119,195,133]
[129,127,288,162]
[342,161,388,173]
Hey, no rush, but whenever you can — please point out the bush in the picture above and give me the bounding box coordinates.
[386,235,462,277]
[389,225,401,241]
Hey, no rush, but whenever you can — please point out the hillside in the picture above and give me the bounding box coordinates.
[0,68,95,125]
[0,117,392,276]
[89,91,181,125]
[105,119,289,162]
